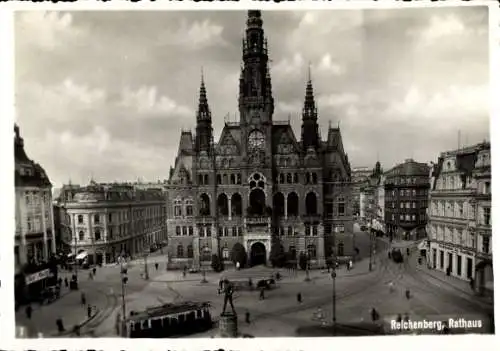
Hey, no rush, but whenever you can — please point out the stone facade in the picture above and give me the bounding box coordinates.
[427,142,492,295]
[14,124,56,273]
[54,183,167,265]
[384,159,430,241]
[166,11,354,269]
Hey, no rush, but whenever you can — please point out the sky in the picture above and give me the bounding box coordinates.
[14,7,490,188]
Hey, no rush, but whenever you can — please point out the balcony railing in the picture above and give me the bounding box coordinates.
[244,216,270,225]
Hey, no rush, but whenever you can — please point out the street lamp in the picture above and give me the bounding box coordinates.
[331,258,337,334]
[120,262,128,337]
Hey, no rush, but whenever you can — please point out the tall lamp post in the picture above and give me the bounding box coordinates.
[331,252,337,335]
[120,262,128,336]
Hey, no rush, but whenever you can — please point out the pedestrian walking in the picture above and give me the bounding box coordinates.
[236,261,240,271]
[297,292,302,303]
[469,277,475,290]
[396,313,402,323]
[276,272,281,281]
[405,289,411,299]
[245,311,251,324]
[88,271,93,280]
[58,277,63,287]
[56,317,65,333]
[259,288,265,300]
[25,305,32,320]
[92,267,96,276]
[370,308,379,322]
[87,304,92,318]
[73,325,81,336]
[406,248,410,256]
[248,278,253,290]
[404,313,410,322]
[388,281,394,293]
[81,292,86,306]
[155,263,159,271]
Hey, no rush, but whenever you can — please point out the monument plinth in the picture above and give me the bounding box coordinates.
[218,312,238,337]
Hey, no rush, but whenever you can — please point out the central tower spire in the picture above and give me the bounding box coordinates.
[195,68,213,152]
[239,10,274,123]
[301,65,320,149]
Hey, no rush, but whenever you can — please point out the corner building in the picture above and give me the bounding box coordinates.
[166,11,353,268]
[427,142,492,296]
[384,159,430,241]
[56,183,167,265]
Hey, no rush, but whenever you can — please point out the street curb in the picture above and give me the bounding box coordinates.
[415,266,476,297]
[50,288,109,337]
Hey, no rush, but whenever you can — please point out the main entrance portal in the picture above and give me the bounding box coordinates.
[250,242,266,267]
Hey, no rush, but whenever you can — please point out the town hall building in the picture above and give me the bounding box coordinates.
[166,11,353,269]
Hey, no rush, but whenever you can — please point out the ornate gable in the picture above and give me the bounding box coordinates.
[217,128,240,155]
[275,126,299,154]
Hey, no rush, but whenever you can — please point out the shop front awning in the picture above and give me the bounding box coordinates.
[76,251,88,260]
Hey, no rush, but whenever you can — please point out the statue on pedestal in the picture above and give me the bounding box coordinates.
[221,279,236,315]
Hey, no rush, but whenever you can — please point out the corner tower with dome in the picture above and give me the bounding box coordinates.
[166,11,353,269]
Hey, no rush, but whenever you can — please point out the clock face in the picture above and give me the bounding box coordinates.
[248,130,265,150]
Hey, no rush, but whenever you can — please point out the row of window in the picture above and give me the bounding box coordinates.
[390,214,426,222]
[388,201,428,209]
[24,191,51,207]
[430,201,490,226]
[387,177,425,186]
[175,226,244,237]
[428,224,476,249]
[75,207,165,225]
[25,213,51,233]
[388,189,428,198]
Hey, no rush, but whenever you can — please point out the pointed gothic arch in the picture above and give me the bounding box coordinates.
[273,192,285,217]
[217,193,229,216]
[199,193,211,216]
[287,192,299,217]
[305,192,317,215]
[231,193,243,216]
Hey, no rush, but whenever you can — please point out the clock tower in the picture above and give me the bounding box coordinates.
[239,10,274,169]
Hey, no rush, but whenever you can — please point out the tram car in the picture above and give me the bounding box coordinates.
[123,301,213,338]
[391,248,403,263]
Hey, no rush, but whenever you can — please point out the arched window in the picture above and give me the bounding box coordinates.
[78,215,84,224]
[307,244,316,259]
[305,192,317,215]
[286,173,292,184]
[199,194,211,216]
[217,193,229,216]
[312,173,318,184]
[223,174,228,184]
[293,173,299,183]
[177,245,184,258]
[198,174,204,185]
[203,174,209,185]
[279,174,285,183]
[187,245,193,258]
[94,229,101,241]
[287,192,299,217]
[273,192,285,217]
[78,230,84,241]
[231,193,243,216]
[230,174,236,184]
[217,174,222,185]
[306,173,311,184]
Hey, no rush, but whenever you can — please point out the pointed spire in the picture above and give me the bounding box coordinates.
[197,67,211,122]
[302,63,317,121]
